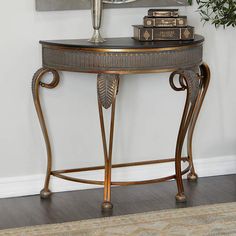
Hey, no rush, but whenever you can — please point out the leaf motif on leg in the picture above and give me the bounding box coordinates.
[97,74,119,109]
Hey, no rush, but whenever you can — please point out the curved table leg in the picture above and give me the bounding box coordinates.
[32,68,60,199]
[97,74,119,210]
[187,63,211,181]
[169,69,202,202]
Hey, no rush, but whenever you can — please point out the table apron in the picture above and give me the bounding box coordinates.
[42,44,203,74]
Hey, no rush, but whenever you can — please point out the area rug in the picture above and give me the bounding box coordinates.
[1,202,236,236]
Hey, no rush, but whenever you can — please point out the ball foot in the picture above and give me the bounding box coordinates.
[101,201,113,210]
[187,172,198,182]
[175,193,187,203]
[40,189,52,199]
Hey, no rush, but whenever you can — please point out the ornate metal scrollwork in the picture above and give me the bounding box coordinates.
[186,63,211,181]
[32,67,60,199]
[169,69,201,202]
[169,69,200,104]
[97,74,120,109]
[169,65,210,201]
[32,68,60,100]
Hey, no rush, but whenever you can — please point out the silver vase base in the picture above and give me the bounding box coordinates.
[89,30,106,43]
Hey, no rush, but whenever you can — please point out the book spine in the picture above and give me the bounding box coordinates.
[133,26,194,41]
[144,17,187,28]
[148,10,179,18]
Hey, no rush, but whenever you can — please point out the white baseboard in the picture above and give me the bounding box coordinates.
[0,155,236,198]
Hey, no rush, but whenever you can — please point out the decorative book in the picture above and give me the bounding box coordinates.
[148,9,179,18]
[133,8,195,42]
[144,16,187,27]
[133,25,194,41]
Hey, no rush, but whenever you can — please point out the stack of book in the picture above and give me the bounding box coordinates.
[133,9,194,42]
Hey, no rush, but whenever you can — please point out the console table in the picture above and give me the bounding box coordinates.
[32,36,210,210]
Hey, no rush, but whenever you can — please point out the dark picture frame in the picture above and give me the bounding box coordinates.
[36,0,189,11]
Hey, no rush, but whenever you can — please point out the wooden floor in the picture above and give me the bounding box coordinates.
[0,174,235,230]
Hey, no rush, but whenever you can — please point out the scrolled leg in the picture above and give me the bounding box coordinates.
[187,63,211,182]
[32,68,60,199]
[170,69,201,202]
[97,74,119,210]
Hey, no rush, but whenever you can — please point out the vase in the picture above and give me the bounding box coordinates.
[89,0,105,43]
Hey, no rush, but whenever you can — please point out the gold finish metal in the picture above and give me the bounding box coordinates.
[169,68,204,202]
[187,173,198,182]
[187,63,211,182]
[40,189,52,199]
[175,193,187,203]
[101,201,113,210]
[42,42,203,53]
[32,68,60,198]
[52,157,188,174]
[42,40,203,76]
[33,37,209,209]
[97,74,119,209]
[97,74,119,109]
[32,65,210,206]
[42,67,199,76]
[50,158,190,186]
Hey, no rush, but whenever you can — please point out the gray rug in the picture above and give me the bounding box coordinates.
[1,202,236,235]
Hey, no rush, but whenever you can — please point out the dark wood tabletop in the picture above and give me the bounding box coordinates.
[40,35,204,49]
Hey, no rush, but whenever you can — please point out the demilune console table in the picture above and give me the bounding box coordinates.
[32,35,210,210]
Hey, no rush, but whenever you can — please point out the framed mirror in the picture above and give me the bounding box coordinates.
[103,0,137,3]
[36,0,189,11]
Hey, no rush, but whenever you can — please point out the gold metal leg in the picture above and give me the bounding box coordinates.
[32,68,60,199]
[187,63,211,182]
[170,69,202,202]
[97,74,119,210]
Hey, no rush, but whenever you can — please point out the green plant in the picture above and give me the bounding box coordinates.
[188,0,236,27]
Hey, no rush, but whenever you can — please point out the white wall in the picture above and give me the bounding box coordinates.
[0,1,236,196]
